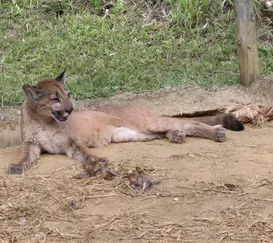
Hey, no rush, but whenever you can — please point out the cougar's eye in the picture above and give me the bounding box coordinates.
[52,97,60,103]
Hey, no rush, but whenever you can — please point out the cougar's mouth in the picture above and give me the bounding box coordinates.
[52,111,69,123]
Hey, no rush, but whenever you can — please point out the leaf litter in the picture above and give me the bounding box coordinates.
[74,159,160,191]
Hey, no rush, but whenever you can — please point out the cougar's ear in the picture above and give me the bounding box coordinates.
[55,69,66,84]
[23,84,44,102]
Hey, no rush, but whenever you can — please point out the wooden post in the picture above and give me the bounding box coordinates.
[235,0,260,86]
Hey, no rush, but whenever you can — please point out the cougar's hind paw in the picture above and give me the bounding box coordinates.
[7,164,24,174]
[214,125,226,142]
[166,129,186,144]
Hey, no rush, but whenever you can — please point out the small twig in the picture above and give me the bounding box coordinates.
[215,232,228,243]
[252,197,273,202]
[86,193,115,199]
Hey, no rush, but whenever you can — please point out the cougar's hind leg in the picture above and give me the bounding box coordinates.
[184,121,226,142]
[141,117,186,143]
[112,127,164,143]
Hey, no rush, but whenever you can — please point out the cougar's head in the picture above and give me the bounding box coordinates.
[23,70,73,123]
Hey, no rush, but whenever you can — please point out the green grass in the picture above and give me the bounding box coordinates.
[1,0,272,106]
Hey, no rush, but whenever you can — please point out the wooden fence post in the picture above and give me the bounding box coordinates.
[235,0,260,86]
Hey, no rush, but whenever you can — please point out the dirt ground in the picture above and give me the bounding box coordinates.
[1,81,273,243]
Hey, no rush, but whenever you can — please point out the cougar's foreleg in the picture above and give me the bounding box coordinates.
[7,142,41,174]
[66,142,108,164]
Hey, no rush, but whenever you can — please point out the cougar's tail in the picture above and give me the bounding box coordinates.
[192,113,244,131]
[215,113,244,131]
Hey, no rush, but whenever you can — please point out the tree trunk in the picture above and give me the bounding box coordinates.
[235,0,260,86]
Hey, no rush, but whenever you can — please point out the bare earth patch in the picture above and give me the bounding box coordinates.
[1,80,273,242]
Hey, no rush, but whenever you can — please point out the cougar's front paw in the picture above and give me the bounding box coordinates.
[214,125,226,142]
[7,164,24,174]
[166,129,186,143]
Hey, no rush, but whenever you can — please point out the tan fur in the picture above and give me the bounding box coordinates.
[7,71,238,174]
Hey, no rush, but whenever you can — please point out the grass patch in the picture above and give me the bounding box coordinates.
[1,0,272,106]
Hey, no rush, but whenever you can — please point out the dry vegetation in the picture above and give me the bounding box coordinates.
[1,169,273,242]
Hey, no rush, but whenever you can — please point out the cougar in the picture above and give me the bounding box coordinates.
[7,70,244,174]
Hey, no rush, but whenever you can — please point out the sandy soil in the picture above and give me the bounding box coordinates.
[1,81,273,242]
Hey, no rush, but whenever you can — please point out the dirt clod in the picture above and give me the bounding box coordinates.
[121,166,160,190]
